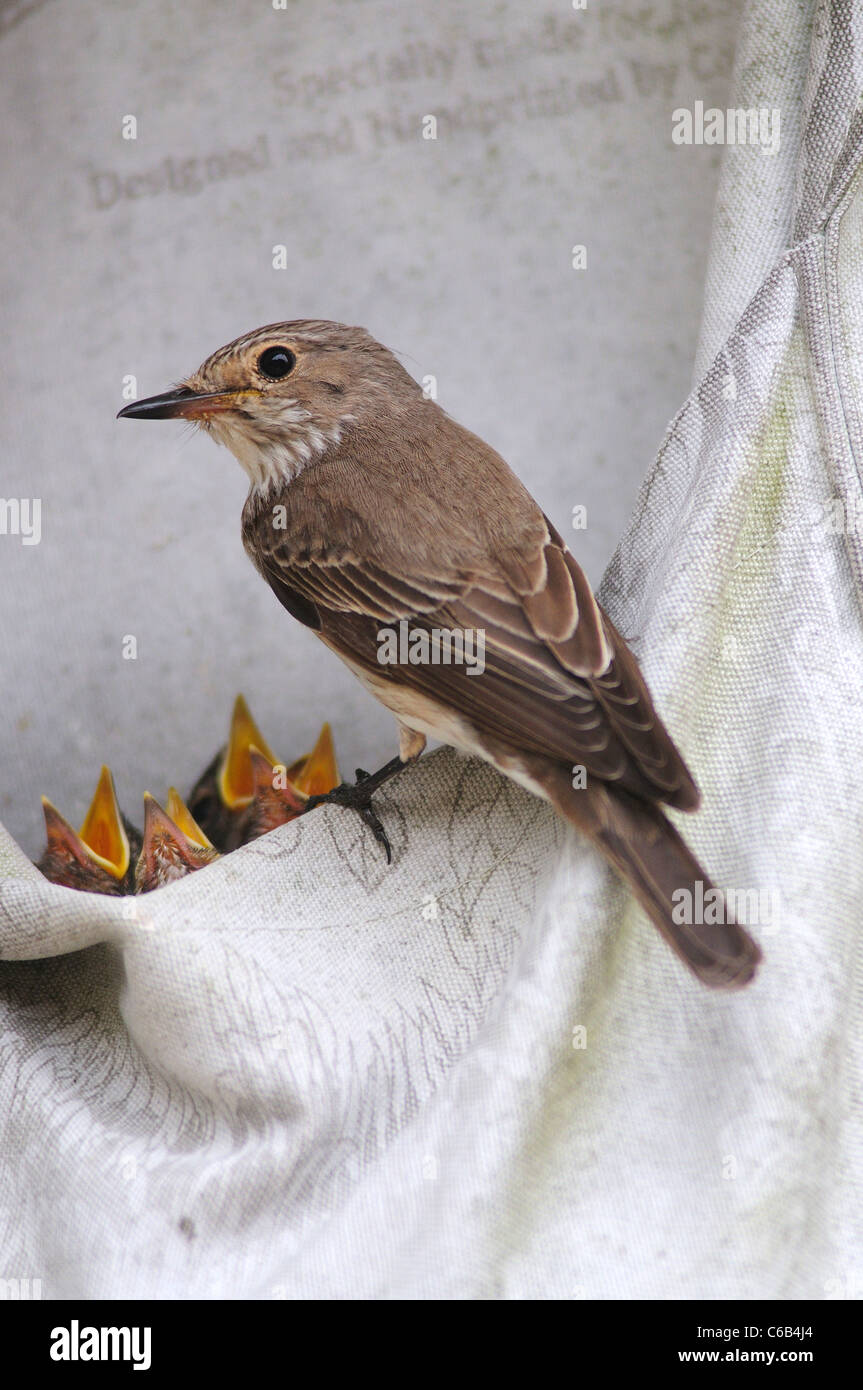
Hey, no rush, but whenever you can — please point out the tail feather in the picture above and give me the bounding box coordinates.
[545,773,762,989]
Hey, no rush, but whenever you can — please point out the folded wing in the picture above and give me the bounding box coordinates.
[249,511,700,812]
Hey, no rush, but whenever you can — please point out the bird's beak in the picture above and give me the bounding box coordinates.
[117,386,243,421]
[138,794,188,880]
[41,798,98,869]
[78,765,131,879]
[248,745,308,813]
[291,722,339,797]
[136,793,219,891]
[218,694,280,809]
[166,787,214,849]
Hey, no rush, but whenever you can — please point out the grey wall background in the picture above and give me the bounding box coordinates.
[1,0,742,854]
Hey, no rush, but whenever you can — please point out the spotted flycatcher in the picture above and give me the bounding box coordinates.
[119,321,761,988]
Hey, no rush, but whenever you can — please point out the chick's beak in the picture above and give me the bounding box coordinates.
[117,386,246,420]
[166,787,214,849]
[292,723,339,797]
[79,765,130,879]
[219,694,280,809]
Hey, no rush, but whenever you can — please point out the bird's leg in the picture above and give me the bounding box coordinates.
[302,755,412,863]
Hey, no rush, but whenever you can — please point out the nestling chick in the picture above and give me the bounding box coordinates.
[36,766,139,895]
[134,792,219,892]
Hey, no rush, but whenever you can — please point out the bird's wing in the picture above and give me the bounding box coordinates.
[251,512,700,811]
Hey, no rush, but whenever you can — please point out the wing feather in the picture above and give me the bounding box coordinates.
[249,508,699,810]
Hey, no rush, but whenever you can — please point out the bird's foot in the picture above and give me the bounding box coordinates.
[303,757,406,863]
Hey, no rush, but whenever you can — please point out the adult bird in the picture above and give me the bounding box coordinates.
[119,320,761,988]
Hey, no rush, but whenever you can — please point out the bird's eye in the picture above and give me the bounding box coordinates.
[257,346,296,379]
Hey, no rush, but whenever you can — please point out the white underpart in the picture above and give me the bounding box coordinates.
[328,641,553,802]
[207,401,348,495]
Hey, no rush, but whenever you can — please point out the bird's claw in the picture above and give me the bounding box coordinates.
[304,767,393,863]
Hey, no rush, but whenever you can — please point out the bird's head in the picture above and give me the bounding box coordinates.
[118,320,419,493]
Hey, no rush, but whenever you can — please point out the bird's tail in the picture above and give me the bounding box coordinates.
[545,773,761,989]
